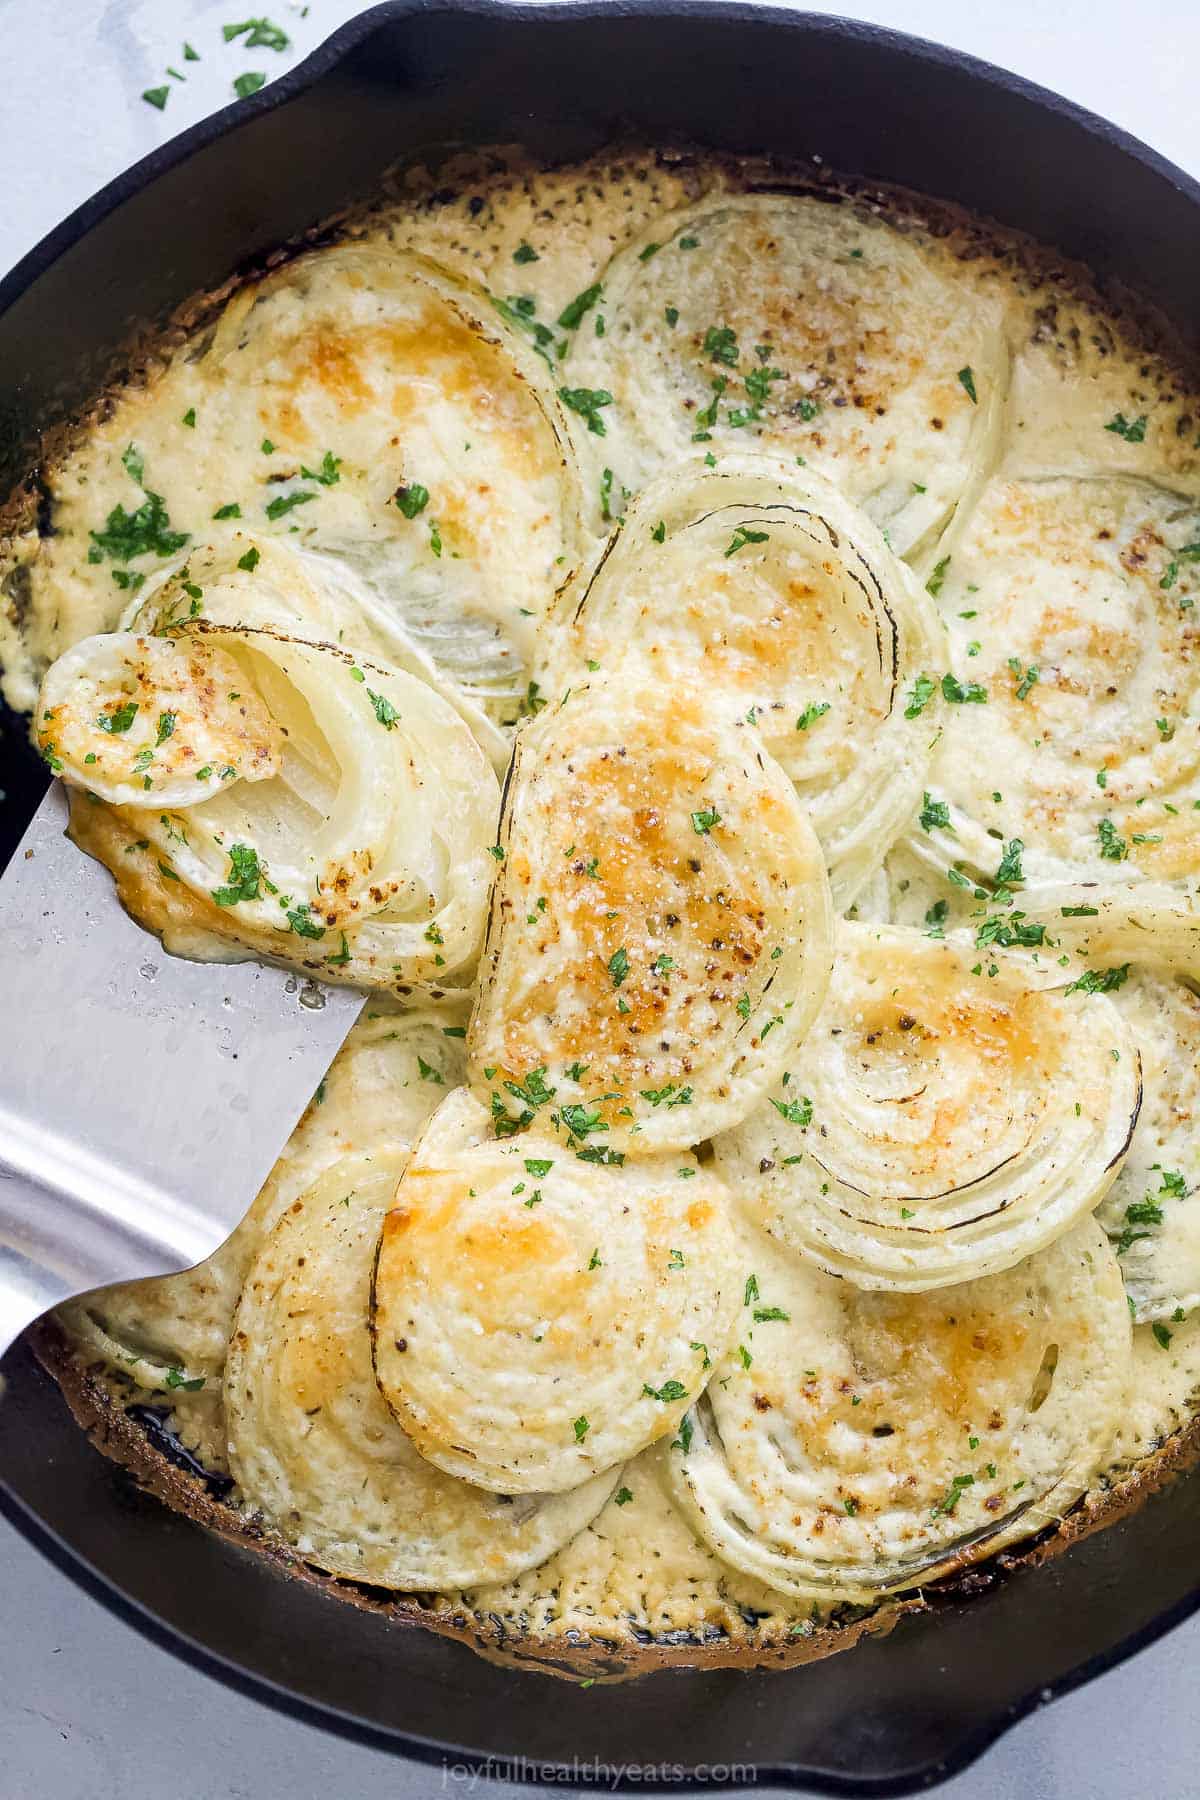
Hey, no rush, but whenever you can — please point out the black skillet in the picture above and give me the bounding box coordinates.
[2,4,1199,1790]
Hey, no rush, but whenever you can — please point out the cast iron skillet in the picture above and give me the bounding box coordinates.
[2,4,1200,1789]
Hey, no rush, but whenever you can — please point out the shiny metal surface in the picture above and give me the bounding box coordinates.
[0,784,363,1353]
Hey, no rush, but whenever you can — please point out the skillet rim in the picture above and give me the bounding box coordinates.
[3,1,1200,1789]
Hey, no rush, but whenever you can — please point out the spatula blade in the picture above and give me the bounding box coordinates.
[0,784,363,1345]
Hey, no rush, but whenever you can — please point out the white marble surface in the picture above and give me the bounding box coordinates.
[2,2,1200,1796]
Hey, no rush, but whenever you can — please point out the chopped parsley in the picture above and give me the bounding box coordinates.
[941,671,988,705]
[1065,964,1130,996]
[642,1379,688,1403]
[1097,817,1128,862]
[926,556,951,598]
[607,947,630,987]
[163,1367,205,1391]
[957,366,978,404]
[212,842,262,906]
[97,701,138,735]
[919,792,952,833]
[690,807,721,835]
[367,688,399,729]
[395,483,429,519]
[1008,657,1039,701]
[1105,412,1148,443]
[795,701,831,731]
[264,489,315,521]
[558,386,612,435]
[703,324,739,367]
[557,284,603,330]
[770,1094,813,1127]
[725,526,769,557]
[286,905,324,940]
[904,673,937,719]
[88,492,188,564]
[301,450,341,486]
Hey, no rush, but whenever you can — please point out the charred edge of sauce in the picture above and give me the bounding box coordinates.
[29,1317,1200,1684]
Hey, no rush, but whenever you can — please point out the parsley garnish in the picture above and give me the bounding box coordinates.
[725,525,768,557]
[558,386,612,435]
[97,701,138,735]
[1105,412,1148,442]
[703,324,739,367]
[690,807,721,835]
[957,366,978,404]
[163,1367,205,1391]
[367,689,399,729]
[904,673,937,719]
[643,1380,688,1403]
[607,947,630,987]
[1065,964,1130,996]
[1097,817,1128,862]
[1008,657,1039,700]
[993,838,1024,887]
[557,284,603,330]
[941,671,987,704]
[212,843,262,906]
[395,483,429,519]
[88,492,188,564]
[286,905,324,940]
[770,1095,813,1127]
[919,792,952,833]
[264,489,315,521]
[301,450,341,486]
[233,72,267,100]
[796,701,830,731]
[926,556,951,597]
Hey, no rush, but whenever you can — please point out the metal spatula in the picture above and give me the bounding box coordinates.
[0,784,364,1356]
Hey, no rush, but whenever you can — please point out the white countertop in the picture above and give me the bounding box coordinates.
[1,3,1199,1796]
